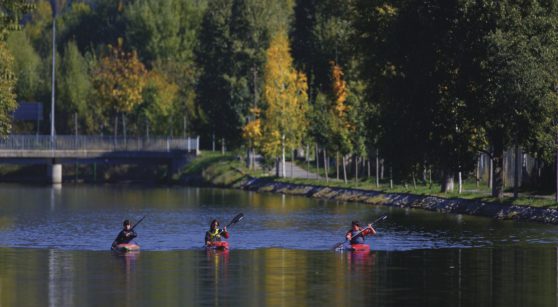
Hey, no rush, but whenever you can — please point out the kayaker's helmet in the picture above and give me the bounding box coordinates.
[351,221,360,227]
[210,219,219,229]
[123,220,131,227]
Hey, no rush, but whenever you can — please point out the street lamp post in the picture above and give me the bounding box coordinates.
[50,2,57,147]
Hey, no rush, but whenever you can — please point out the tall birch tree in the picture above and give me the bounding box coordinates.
[260,32,308,177]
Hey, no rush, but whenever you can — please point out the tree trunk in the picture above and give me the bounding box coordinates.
[122,114,127,147]
[380,159,385,179]
[323,149,329,182]
[375,149,380,187]
[441,171,454,193]
[307,151,310,179]
[489,156,493,189]
[514,144,519,198]
[281,134,286,178]
[315,143,320,179]
[555,136,558,202]
[212,133,215,152]
[246,141,252,169]
[555,131,558,202]
[342,155,348,183]
[336,152,339,180]
[291,149,296,178]
[429,168,432,187]
[476,155,482,189]
[458,171,462,194]
[275,157,280,177]
[354,155,358,183]
[114,116,118,138]
[492,146,504,199]
[389,167,393,189]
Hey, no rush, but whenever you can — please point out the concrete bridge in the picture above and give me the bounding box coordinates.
[0,135,200,184]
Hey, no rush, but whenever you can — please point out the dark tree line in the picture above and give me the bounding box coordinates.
[2,0,558,197]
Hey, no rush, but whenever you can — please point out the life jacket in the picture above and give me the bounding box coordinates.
[349,228,370,244]
[207,228,221,242]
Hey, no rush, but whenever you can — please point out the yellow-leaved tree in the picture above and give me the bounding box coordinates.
[259,32,308,177]
[92,39,147,131]
[330,62,353,182]
[332,62,348,119]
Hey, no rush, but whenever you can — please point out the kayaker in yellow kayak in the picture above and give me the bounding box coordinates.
[346,220,376,244]
[205,219,229,246]
[112,219,137,247]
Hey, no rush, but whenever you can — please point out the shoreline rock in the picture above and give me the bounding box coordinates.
[240,178,558,225]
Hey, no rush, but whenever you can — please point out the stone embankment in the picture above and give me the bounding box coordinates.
[240,178,558,224]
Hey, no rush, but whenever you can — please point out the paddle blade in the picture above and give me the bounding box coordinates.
[227,213,244,228]
[372,215,387,225]
[332,240,347,251]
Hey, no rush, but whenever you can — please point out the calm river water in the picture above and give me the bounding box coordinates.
[0,184,557,306]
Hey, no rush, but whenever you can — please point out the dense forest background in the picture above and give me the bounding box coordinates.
[2,0,558,197]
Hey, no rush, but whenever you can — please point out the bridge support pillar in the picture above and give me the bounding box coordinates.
[48,163,62,184]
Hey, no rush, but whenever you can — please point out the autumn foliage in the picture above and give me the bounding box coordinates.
[258,32,308,160]
[331,62,347,118]
[92,39,147,115]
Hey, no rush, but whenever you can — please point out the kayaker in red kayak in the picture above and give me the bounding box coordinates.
[346,220,376,244]
[112,219,137,247]
[205,219,229,246]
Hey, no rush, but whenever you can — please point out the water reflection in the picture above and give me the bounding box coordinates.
[0,247,557,305]
[48,249,74,307]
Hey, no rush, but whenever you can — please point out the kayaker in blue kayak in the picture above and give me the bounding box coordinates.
[205,219,229,246]
[112,219,137,246]
[346,220,376,244]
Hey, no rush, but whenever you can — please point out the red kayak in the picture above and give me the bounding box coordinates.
[112,243,140,252]
[206,241,229,250]
[347,243,370,252]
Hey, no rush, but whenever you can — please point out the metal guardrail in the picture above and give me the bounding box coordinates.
[0,135,200,152]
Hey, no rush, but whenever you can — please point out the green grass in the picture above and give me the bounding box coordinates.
[178,151,268,186]
[181,153,558,208]
[276,175,557,207]
[291,159,558,207]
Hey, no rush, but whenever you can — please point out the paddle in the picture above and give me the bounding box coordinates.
[333,215,387,250]
[131,215,146,231]
[220,213,244,233]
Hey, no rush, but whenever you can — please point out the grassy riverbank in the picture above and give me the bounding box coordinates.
[181,151,558,208]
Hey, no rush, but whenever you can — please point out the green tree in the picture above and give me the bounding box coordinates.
[125,0,180,64]
[0,0,35,136]
[292,0,356,99]
[57,40,94,133]
[354,0,485,191]
[0,42,17,135]
[133,70,178,135]
[6,31,42,102]
[195,0,235,146]
[471,0,558,198]
[125,0,206,136]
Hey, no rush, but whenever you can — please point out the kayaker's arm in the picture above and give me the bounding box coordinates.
[127,230,137,239]
[221,227,230,239]
[205,231,210,245]
[362,224,376,236]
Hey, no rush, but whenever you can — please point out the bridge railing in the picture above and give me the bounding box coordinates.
[0,135,200,152]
